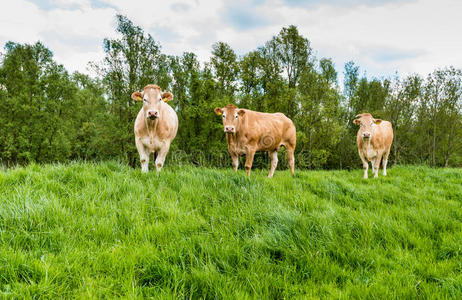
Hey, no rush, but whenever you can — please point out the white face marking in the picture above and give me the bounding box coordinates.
[143,89,164,105]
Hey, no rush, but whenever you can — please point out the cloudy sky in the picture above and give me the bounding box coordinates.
[1,0,461,81]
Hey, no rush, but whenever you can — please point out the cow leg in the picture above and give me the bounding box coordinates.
[382,148,390,176]
[373,154,382,178]
[359,152,368,179]
[155,143,171,172]
[286,146,295,175]
[136,138,149,173]
[231,154,239,172]
[245,149,256,177]
[268,150,278,178]
[371,158,376,175]
[140,153,150,173]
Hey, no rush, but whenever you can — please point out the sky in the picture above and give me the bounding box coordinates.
[1,0,461,82]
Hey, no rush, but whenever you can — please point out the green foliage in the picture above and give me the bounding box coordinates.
[99,14,171,166]
[0,42,105,165]
[1,15,462,168]
[1,162,461,298]
[211,42,239,97]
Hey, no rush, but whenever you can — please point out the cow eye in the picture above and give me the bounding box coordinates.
[222,115,226,118]
[235,115,238,119]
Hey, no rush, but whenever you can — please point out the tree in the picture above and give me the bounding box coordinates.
[239,50,262,100]
[418,68,462,166]
[344,61,359,102]
[99,14,170,166]
[2,17,462,169]
[296,58,343,169]
[210,42,238,97]
[0,42,69,163]
[274,25,312,89]
[384,74,421,164]
[0,42,105,164]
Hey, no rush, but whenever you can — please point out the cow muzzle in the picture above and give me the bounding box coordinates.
[147,110,159,120]
[362,132,371,139]
[224,126,235,133]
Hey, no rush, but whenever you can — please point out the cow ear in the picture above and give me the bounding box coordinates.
[237,109,245,116]
[374,119,382,125]
[353,119,360,125]
[214,107,223,116]
[161,92,173,102]
[131,91,143,102]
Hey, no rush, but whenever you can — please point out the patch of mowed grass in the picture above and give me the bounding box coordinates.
[0,162,461,298]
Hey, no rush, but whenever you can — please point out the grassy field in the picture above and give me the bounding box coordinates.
[0,162,461,299]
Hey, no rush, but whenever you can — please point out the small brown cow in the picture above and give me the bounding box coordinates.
[132,84,178,172]
[214,104,296,177]
[353,113,393,178]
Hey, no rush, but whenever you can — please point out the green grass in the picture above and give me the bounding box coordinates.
[0,162,461,299]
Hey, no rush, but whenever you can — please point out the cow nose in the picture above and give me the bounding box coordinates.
[362,132,371,138]
[224,126,235,133]
[147,111,159,119]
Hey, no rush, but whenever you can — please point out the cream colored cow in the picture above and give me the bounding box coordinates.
[132,84,178,172]
[353,113,394,178]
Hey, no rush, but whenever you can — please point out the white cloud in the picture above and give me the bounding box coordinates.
[292,0,462,79]
[0,0,117,74]
[1,0,461,81]
[50,0,92,9]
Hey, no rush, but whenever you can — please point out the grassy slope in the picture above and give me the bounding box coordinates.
[0,162,461,299]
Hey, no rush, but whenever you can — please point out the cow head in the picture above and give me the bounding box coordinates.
[132,84,173,121]
[214,104,245,134]
[353,113,382,140]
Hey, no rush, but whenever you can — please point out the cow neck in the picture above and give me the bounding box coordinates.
[226,131,240,144]
[361,138,373,153]
[145,117,158,146]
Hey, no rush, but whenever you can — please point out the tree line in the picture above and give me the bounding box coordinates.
[1,15,461,169]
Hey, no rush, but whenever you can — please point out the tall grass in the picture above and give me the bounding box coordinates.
[0,162,461,298]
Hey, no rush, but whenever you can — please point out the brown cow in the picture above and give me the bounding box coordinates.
[353,113,393,178]
[132,84,178,172]
[214,104,296,177]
